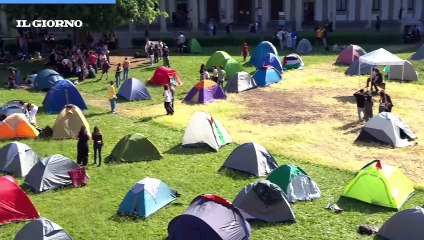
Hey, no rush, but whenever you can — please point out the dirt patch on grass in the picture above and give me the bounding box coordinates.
[236,88,353,125]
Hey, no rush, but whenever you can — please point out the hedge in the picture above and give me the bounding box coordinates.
[132,32,402,48]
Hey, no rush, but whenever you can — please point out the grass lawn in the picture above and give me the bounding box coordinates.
[1,44,424,239]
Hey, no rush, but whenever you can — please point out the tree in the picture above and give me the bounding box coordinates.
[5,0,167,43]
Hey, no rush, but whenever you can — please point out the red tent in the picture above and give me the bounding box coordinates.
[0,176,39,225]
[335,44,367,65]
[149,66,183,85]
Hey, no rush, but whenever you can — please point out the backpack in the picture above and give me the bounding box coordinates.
[253,180,286,205]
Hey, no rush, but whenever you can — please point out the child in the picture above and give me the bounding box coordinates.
[92,126,103,166]
[242,43,249,62]
[100,59,110,80]
[115,63,122,87]
[163,85,174,115]
[364,95,373,122]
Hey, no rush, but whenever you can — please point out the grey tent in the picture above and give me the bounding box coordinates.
[356,112,417,148]
[225,71,257,93]
[233,180,295,223]
[24,154,80,193]
[168,194,251,240]
[222,142,278,176]
[377,207,424,240]
[296,38,313,54]
[0,142,39,177]
[15,217,72,240]
[0,100,25,117]
[386,60,418,81]
[345,59,376,76]
[409,44,424,60]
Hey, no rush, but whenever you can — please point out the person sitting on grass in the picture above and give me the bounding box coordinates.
[87,65,96,79]
[379,90,393,113]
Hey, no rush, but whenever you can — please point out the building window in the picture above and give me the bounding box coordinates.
[372,0,380,11]
[336,0,347,11]
[408,0,414,10]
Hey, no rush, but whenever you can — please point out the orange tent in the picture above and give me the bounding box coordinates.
[0,114,38,139]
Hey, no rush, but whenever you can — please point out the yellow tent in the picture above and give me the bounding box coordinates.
[52,104,90,139]
[0,114,38,139]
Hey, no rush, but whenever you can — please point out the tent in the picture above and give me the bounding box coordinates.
[409,44,424,60]
[52,104,90,140]
[24,154,81,194]
[345,59,375,76]
[377,207,424,240]
[296,38,313,54]
[233,180,295,223]
[342,160,415,209]
[356,112,417,148]
[249,41,279,68]
[225,71,257,93]
[182,111,232,151]
[222,142,278,176]
[0,114,38,139]
[183,80,226,104]
[15,217,72,240]
[118,77,151,101]
[335,44,366,65]
[266,164,321,203]
[168,194,251,240]
[0,142,40,177]
[189,38,202,53]
[205,51,231,69]
[33,69,64,91]
[149,66,183,85]
[282,53,305,70]
[359,48,405,81]
[252,65,282,87]
[118,177,177,218]
[384,60,418,81]
[0,176,39,225]
[108,133,162,163]
[0,100,25,117]
[43,80,87,114]
[224,58,244,80]
[259,53,283,73]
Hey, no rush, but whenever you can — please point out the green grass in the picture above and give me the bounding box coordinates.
[1,45,424,239]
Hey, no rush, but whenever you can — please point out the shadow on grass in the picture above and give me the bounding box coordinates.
[333,95,356,104]
[134,115,164,123]
[109,202,184,223]
[336,121,363,134]
[336,197,396,214]
[85,111,111,118]
[249,219,295,229]
[164,144,214,155]
[217,167,258,181]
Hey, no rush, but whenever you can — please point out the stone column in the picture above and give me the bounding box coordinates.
[159,0,167,32]
[261,0,269,30]
[393,0,401,20]
[366,0,373,28]
[225,0,233,23]
[415,0,423,19]
[315,0,323,22]
[348,0,356,21]
[381,0,389,20]
[199,0,206,24]
[331,0,336,30]
[402,0,408,18]
[190,0,199,31]
[0,6,7,35]
[284,0,291,23]
[295,0,302,30]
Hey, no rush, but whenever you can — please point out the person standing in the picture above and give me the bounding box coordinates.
[123,57,130,81]
[212,66,218,82]
[169,80,176,109]
[177,32,185,53]
[99,59,111,80]
[375,16,381,32]
[92,126,103,166]
[77,126,89,166]
[276,29,285,50]
[217,65,226,88]
[148,43,155,66]
[364,95,374,122]
[202,67,210,80]
[291,28,298,49]
[88,51,98,73]
[163,85,174,115]
[379,91,394,113]
[108,81,117,113]
[241,43,249,62]
[115,63,122,88]
[285,29,292,49]
[354,89,366,122]
[162,44,170,67]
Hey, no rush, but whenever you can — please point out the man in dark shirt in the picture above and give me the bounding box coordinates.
[366,67,383,93]
[354,89,366,122]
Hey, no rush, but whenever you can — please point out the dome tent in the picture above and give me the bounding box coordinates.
[14,217,72,240]
[52,104,90,140]
[205,51,231,69]
[0,114,39,139]
[33,69,64,91]
[108,133,162,163]
[296,38,313,54]
[183,80,226,104]
[149,66,183,85]
[189,38,202,53]
[335,44,366,65]
[249,41,279,68]
[252,65,282,87]
[225,71,257,93]
[224,58,244,80]
[0,142,40,177]
[377,207,424,240]
[118,77,151,101]
[43,80,87,114]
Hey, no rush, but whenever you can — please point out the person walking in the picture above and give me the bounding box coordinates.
[123,57,130,81]
[241,43,249,62]
[99,59,111,80]
[217,65,226,89]
[354,89,366,122]
[108,81,117,113]
[77,126,89,166]
[92,126,103,166]
[364,95,373,122]
[379,91,394,113]
[148,43,155,66]
[115,63,122,88]
[164,85,174,115]
[162,44,170,67]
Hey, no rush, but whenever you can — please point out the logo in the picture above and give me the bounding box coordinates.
[16,20,83,28]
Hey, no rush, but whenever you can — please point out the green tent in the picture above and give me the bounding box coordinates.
[266,164,307,193]
[107,133,162,163]
[342,160,415,209]
[206,51,231,69]
[224,58,244,80]
[189,38,202,53]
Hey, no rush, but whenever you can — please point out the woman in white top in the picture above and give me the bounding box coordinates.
[202,67,210,80]
[163,85,174,115]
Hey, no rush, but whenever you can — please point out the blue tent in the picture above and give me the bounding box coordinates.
[252,66,282,87]
[249,41,279,68]
[118,78,151,101]
[118,177,177,218]
[33,69,64,91]
[43,80,87,114]
[259,53,283,73]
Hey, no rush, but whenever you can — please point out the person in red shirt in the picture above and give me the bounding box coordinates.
[88,51,98,74]
[241,43,249,62]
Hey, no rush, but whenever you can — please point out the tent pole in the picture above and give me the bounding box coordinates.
[401,61,405,84]
[65,89,69,105]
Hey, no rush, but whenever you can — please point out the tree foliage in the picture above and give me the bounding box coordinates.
[5,0,167,31]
